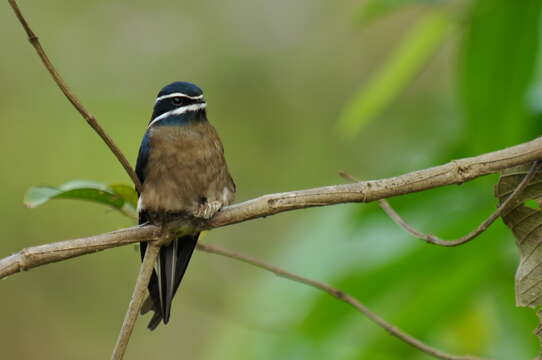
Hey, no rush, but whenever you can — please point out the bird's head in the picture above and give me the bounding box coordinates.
[149,81,207,127]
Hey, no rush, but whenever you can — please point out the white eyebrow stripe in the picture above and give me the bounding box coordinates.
[155,92,204,103]
[148,102,207,128]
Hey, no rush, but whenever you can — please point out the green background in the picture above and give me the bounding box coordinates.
[1,0,541,359]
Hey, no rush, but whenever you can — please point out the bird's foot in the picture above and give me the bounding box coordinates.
[194,200,223,219]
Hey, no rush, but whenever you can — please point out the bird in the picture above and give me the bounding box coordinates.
[135,81,235,330]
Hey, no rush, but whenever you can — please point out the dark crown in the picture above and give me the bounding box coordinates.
[157,81,203,98]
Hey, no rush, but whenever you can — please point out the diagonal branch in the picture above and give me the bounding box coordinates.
[343,160,541,247]
[2,138,542,280]
[7,0,142,193]
[112,241,161,360]
[197,242,487,360]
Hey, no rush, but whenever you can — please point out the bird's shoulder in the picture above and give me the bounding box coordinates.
[135,130,151,187]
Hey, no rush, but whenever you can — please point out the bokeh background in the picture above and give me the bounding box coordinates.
[2,0,542,359]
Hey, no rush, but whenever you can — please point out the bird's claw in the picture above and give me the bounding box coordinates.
[194,200,222,219]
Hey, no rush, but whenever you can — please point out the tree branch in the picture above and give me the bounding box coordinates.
[344,161,541,246]
[197,242,487,360]
[0,225,157,280]
[112,242,161,360]
[211,135,542,228]
[7,0,142,192]
[2,136,542,280]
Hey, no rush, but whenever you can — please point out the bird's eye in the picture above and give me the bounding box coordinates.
[172,97,183,105]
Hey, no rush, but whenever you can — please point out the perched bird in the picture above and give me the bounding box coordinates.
[135,81,235,330]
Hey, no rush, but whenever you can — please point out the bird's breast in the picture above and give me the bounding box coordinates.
[139,122,234,214]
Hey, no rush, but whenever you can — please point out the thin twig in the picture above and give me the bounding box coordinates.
[197,242,487,360]
[341,161,541,247]
[112,241,160,360]
[379,161,540,246]
[7,0,142,193]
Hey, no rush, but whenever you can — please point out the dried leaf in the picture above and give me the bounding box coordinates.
[495,164,542,307]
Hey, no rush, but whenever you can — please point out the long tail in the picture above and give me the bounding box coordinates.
[139,213,199,330]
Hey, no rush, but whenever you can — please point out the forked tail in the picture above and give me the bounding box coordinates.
[140,231,199,330]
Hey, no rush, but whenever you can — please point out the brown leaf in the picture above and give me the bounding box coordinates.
[495,164,542,307]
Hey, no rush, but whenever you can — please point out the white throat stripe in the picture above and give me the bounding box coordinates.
[155,92,204,103]
[148,102,207,128]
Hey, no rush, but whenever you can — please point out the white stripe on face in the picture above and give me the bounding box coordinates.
[155,92,204,104]
[148,102,207,128]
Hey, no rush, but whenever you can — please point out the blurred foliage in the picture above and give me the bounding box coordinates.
[358,0,444,26]
[459,0,542,155]
[338,7,453,138]
[3,0,542,359]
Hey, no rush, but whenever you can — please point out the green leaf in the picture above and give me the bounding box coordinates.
[24,180,138,219]
[338,9,454,139]
[109,184,138,208]
[459,0,542,154]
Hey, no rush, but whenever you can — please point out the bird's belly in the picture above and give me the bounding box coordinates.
[139,125,231,214]
[140,170,200,213]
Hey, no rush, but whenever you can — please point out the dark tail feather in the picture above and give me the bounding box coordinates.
[147,310,163,331]
[140,292,163,331]
[158,234,200,324]
[139,231,199,330]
